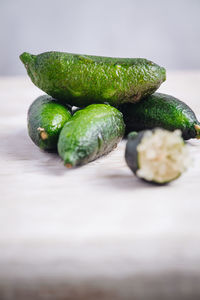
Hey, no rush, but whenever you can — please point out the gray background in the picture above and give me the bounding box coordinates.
[0,0,200,76]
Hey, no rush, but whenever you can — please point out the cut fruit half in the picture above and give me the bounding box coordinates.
[125,128,191,184]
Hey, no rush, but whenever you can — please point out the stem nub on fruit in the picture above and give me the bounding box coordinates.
[194,124,200,139]
[37,127,48,140]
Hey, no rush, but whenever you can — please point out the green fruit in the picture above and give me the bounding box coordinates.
[125,128,190,184]
[20,51,166,107]
[119,92,200,140]
[58,104,125,167]
[28,95,71,150]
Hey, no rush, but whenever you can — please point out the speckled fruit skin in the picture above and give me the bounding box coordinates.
[20,51,166,107]
[58,104,125,167]
[119,93,200,140]
[28,95,71,150]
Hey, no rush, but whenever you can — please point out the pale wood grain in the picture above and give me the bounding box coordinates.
[1,74,200,299]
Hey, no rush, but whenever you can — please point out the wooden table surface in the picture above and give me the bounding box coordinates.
[1,73,200,300]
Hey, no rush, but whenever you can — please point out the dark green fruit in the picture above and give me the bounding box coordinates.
[28,95,71,150]
[58,104,125,167]
[125,128,190,184]
[119,92,200,140]
[20,51,166,107]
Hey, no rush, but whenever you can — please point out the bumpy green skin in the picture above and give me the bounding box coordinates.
[58,104,125,167]
[119,93,200,140]
[20,51,166,107]
[28,95,71,150]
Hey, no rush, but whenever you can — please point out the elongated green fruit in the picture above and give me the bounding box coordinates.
[20,51,166,107]
[119,93,200,140]
[58,104,125,167]
[125,128,190,184]
[28,95,71,150]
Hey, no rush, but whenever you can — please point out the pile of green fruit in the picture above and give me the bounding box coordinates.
[20,51,200,184]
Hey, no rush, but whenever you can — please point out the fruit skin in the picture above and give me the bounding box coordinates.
[58,104,125,167]
[119,92,200,140]
[125,131,144,177]
[28,95,71,150]
[20,51,166,107]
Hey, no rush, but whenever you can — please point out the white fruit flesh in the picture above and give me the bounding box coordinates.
[136,129,190,183]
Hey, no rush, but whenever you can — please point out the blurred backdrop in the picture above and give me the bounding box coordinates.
[0,0,200,76]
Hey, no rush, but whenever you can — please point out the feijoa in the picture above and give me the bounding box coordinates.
[125,128,190,184]
[20,51,166,107]
[28,95,71,150]
[119,93,200,140]
[58,104,125,167]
